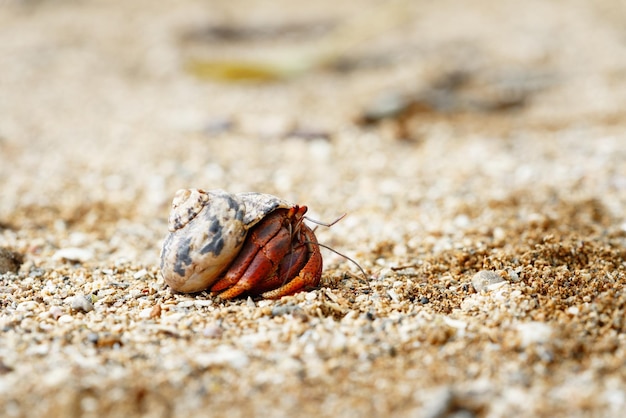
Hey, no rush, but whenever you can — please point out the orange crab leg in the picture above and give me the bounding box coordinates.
[216,226,292,300]
[261,225,323,299]
[253,242,309,294]
[210,210,286,293]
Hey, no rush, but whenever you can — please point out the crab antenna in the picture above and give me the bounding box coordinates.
[303,213,367,279]
[304,213,347,228]
[306,240,368,280]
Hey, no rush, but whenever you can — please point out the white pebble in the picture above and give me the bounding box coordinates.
[162,312,185,324]
[16,301,39,311]
[139,308,153,319]
[443,317,467,331]
[25,344,49,356]
[68,232,89,246]
[506,268,521,282]
[387,289,400,303]
[193,347,249,369]
[133,269,149,279]
[421,386,454,418]
[49,306,63,320]
[57,314,74,323]
[493,227,506,242]
[53,248,94,263]
[177,300,195,308]
[471,270,505,292]
[453,214,470,228]
[68,294,94,313]
[485,281,508,292]
[203,324,223,338]
[516,322,553,347]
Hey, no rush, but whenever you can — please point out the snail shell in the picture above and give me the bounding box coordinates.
[160,188,292,293]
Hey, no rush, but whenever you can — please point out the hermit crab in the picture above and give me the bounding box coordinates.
[160,189,323,299]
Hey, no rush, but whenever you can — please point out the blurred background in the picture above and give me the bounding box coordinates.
[1,0,626,263]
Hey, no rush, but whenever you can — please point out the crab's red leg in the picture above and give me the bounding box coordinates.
[211,210,286,293]
[252,242,308,294]
[261,225,323,299]
[216,226,292,300]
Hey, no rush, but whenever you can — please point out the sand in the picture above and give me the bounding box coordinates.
[1,0,626,416]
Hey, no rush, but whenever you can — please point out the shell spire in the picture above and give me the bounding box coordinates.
[167,189,210,232]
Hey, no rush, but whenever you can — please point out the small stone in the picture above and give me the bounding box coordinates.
[150,304,162,319]
[421,386,454,418]
[516,322,553,347]
[58,314,74,323]
[0,359,13,375]
[68,294,94,313]
[471,270,505,292]
[271,304,301,317]
[566,306,579,315]
[30,343,51,356]
[177,300,195,308]
[29,268,45,278]
[387,289,400,302]
[49,306,63,320]
[493,227,506,243]
[203,324,223,338]
[0,248,23,274]
[133,269,149,279]
[139,308,153,319]
[193,347,249,369]
[96,333,123,348]
[16,301,39,311]
[53,248,93,263]
[506,268,521,282]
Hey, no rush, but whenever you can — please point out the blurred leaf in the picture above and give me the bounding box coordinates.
[186,58,311,82]
[186,0,413,83]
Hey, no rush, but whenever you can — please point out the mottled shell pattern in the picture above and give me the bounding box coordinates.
[160,189,292,293]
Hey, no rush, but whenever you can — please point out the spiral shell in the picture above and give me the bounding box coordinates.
[160,188,293,293]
